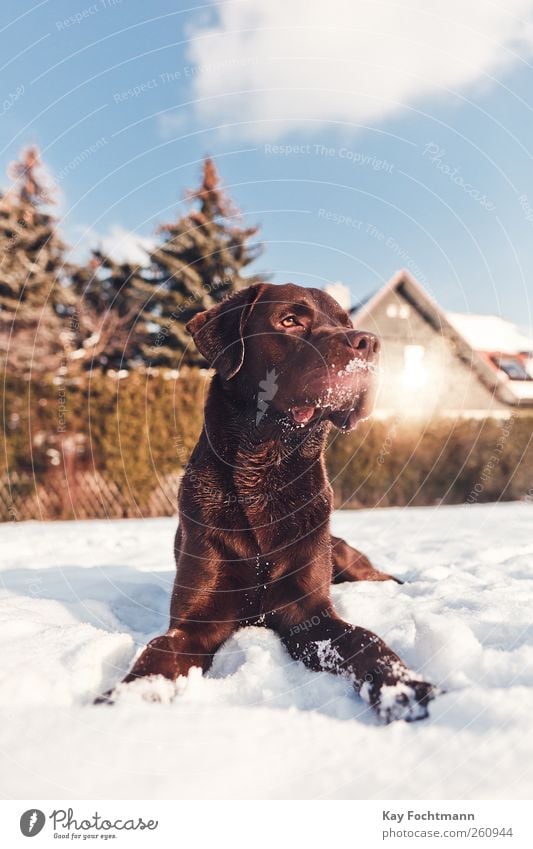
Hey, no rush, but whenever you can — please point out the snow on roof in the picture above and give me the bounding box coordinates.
[447,312,533,355]
[507,380,533,400]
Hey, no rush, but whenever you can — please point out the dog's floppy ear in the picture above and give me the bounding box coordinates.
[186,284,266,379]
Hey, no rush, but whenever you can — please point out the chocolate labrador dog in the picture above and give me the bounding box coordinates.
[106,283,437,722]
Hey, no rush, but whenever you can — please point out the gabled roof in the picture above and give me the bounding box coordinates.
[351,269,533,408]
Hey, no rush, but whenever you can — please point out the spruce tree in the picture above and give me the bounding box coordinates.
[0,146,70,375]
[67,156,265,371]
[69,250,147,372]
[135,156,265,367]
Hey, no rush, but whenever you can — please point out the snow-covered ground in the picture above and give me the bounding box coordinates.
[0,503,532,800]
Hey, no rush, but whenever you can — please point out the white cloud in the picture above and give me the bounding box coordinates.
[325,281,352,310]
[98,225,155,265]
[182,0,533,139]
[70,225,155,266]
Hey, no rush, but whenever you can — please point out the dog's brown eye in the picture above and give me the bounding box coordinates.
[280,315,301,328]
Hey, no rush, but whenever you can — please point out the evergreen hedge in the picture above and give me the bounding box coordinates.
[326,413,532,507]
[2,368,532,518]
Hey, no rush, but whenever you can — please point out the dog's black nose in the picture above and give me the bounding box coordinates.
[349,331,380,357]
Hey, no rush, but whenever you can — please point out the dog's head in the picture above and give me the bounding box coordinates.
[186,282,380,431]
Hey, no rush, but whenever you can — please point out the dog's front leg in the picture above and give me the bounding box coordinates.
[95,620,235,703]
[122,622,232,683]
[272,602,437,723]
[96,533,250,703]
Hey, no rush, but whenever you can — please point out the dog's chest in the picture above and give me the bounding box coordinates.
[236,459,332,533]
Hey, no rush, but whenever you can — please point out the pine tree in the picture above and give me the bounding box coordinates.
[134,156,265,367]
[0,146,71,375]
[69,250,147,372]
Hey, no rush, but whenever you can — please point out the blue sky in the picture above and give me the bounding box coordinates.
[2,0,533,331]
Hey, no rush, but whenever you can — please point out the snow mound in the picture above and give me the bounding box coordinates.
[0,504,532,799]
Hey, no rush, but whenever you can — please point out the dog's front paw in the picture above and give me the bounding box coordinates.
[375,679,438,723]
[361,674,438,723]
[94,674,178,706]
[94,634,181,705]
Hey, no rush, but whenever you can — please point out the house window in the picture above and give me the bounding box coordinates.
[492,355,531,381]
[386,302,411,319]
[402,344,427,388]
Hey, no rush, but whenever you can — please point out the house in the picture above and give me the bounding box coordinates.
[346,270,533,418]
